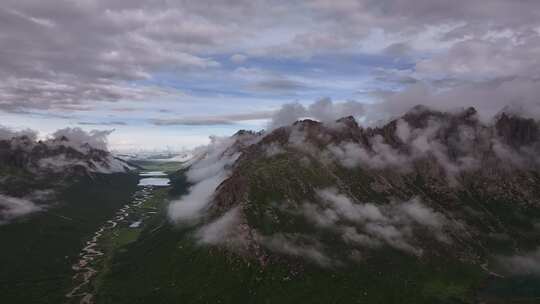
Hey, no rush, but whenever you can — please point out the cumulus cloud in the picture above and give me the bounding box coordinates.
[0,194,42,225]
[374,78,540,122]
[268,103,308,130]
[268,98,365,129]
[1,0,540,122]
[0,0,224,112]
[308,98,365,123]
[49,128,113,151]
[0,124,38,141]
[415,33,540,81]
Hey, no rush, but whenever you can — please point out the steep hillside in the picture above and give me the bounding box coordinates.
[162,105,540,303]
[188,106,540,267]
[95,105,540,304]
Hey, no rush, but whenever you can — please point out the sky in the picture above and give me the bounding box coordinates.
[1,0,540,151]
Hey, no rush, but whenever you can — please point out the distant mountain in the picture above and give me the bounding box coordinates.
[0,130,134,224]
[116,151,193,163]
[173,105,540,276]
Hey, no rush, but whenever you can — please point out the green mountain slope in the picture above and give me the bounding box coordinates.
[95,106,540,303]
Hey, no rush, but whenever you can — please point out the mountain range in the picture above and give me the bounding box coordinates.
[0,128,133,224]
[2,106,540,303]
[160,105,540,303]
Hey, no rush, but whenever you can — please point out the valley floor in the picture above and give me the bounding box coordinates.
[0,173,140,303]
[2,169,540,303]
[66,185,168,304]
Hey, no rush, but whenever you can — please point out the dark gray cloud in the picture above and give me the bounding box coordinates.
[372,68,418,85]
[0,73,179,112]
[0,0,223,112]
[416,35,540,80]
[78,121,127,126]
[1,0,540,118]
[382,42,412,57]
[373,78,540,122]
[252,78,310,92]
[150,111,275,126]
[0,125,38,141]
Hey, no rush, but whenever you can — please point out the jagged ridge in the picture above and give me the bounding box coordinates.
[0,134,133,198]
[193,105,540,270]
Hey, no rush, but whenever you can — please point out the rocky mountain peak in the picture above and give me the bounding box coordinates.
[495,112,539,147]
[335,116,359,128]
[461,106,478,119]
[292,119,322,129]
[177,105,540,270]
[0,133,133,180]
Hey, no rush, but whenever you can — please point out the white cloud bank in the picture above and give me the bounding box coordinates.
[196,207,242,245]
[0,194,42,225]
[168,135,250,223]
[0,125,38,141]
[297,189,452,256]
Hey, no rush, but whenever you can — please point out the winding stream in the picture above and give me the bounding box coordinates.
[65,172,169,304]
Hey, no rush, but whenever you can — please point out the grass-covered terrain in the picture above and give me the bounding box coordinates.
[90,187,171,296]
[95,217,485,304]
[478,276,540,304]
[0,159,183,303]
[91,151,540,304]
[2,154,539,303]
[0,173,139,303]
[93,167,487,304]
[129,160,184,174]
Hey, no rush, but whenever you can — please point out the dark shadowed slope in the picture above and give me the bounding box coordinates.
[0,173,139,303]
